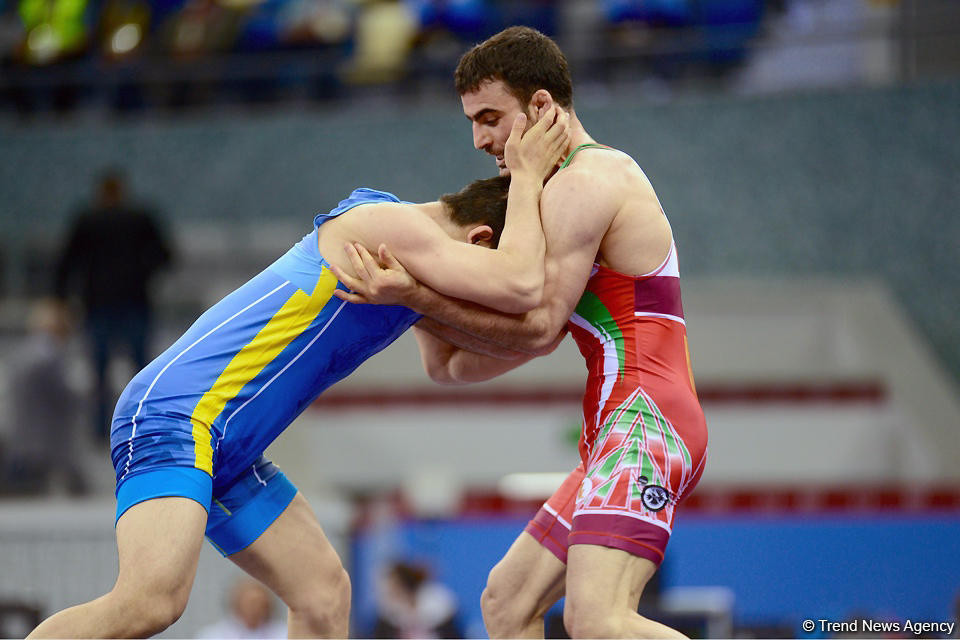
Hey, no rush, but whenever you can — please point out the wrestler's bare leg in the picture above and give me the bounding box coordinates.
[228,493,350,639]
[482,532,566,639]
[29,497,207,638]
[564,544,686,639]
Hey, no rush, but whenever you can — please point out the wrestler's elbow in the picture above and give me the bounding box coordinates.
[499,271,544,314]
[516,317,563,354]
[448,359,494,385]
[438,368,474,385]
[425,361,462,385]
[508,286,543,314]
[419,349,458,385]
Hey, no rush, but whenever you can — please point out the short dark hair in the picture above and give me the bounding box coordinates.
[440,176,511,248]
[455,26,573,108]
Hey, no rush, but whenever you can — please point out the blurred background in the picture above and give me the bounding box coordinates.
[1,0,959,637]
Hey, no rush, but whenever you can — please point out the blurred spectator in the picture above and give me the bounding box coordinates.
[153,0,248,105]
[195,578,286,639]
[54,169,172,442]
[15,0,90,65]
[345,0,418,84]
[404,0,496,68]
[371,561,462,639]
[96,0,150,60]
[601,0,762,83]
[159,0,245,60]
[0,298,88,496]
[278,0,351,50]
[408,0,492,41]
[8,0,91,111]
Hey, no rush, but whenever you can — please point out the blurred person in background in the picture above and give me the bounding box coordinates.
[344,0,418,84]
[15,0,89,65]
[371,561,462,639]
[154,0,246,107]
[10,0,90,111]
[1,298,87,496]
[95,0,150,61]
[195,578,285,639]
[278,0,351,50]
[159,0,244,61]
[332,25,707,639]
[26,114,567,639]
[54,169,172,443]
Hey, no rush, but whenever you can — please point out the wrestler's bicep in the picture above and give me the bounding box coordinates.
[535,177,612,332]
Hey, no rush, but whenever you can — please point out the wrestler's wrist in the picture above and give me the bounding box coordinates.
[405,281,433,313]
[507,171,544,194]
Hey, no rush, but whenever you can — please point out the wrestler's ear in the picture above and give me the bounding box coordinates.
[530,89,554,121]
[467,225,494,247]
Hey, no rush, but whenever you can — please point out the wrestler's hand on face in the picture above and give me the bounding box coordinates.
[331,243,418,306]
[503,105,570,183]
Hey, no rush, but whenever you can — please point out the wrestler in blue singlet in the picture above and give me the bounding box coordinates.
[110,188,419,555]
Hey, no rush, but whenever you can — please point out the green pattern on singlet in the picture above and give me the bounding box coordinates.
[643,390,694,471]
[594,475,616,500]
[585,387,694,492]
[573,291,625,381]
[560,142,613,169]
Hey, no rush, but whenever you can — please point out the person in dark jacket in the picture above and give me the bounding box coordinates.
[54,169,172,441]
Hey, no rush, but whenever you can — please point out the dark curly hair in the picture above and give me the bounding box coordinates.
[455,26,573,109]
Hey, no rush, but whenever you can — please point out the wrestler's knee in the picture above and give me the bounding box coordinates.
[107,585,189,636]
[286,563,351,633]
[481,565,538,637]
[481,583,523,637]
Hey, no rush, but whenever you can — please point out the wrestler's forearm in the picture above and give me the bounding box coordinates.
[407,286,552,353]
[414,323,531,384]
[447,345,536,383]
[417,318,530,359]
[496,174,546,275]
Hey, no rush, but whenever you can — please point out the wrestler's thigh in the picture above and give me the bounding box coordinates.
[488,531,567,614]
[227,492,347,604]
[115,497,208,600]
[565,543,657,616]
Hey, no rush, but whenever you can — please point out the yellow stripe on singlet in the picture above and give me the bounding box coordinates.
[190,270,339,474]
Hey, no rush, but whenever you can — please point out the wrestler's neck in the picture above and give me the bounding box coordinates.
[414,201,455,233]
[562,114,597,160]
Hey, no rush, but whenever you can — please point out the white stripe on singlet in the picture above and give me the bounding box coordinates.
[543,502,573,531]
[252,464,268,487]
[634,311,685,325]
[121,281,292,481]
[214,298,349,462]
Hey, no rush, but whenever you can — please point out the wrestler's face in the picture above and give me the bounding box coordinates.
[462,80,539,176]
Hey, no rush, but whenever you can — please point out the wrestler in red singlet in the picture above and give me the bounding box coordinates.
[525,144,708,566]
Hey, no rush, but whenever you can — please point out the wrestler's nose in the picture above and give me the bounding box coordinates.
[473,123,491,152]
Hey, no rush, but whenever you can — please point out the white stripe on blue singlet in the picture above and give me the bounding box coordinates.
[121,281,293,481]
[213,299,349,461]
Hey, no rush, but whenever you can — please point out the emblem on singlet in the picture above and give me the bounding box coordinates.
[578,477,593,502]
[641,485,670,512]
